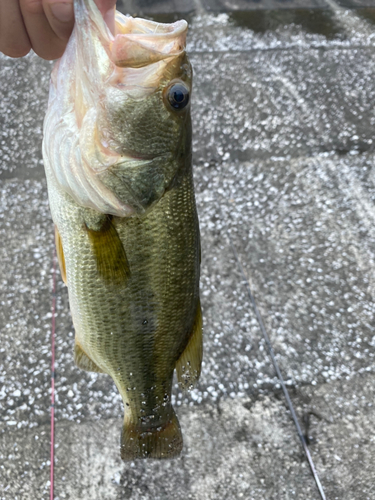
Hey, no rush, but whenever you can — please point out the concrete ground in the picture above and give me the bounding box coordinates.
[1,0,375,499]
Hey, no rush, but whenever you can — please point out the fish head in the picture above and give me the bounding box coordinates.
[44,0,193,216]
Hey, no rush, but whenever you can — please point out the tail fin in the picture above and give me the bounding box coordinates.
[121,408,183,460]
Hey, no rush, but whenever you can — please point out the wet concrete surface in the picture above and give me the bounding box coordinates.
[1,1,375,499]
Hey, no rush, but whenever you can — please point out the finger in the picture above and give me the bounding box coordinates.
[95,0,117,16]
[0,0,31,58]
[96,0,116,34]
[19,0,67,59]
[43,0,74,42]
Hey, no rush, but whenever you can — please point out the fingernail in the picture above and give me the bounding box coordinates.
[50,2,74,23]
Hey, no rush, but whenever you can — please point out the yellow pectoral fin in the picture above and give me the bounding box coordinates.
[54,226,67,285]
[85,216,130,285]
[176,298,203,390]
[74,342,104,373]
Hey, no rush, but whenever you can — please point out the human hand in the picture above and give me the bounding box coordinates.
[0,0,116,60]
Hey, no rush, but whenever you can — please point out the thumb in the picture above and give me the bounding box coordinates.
[94,0,117,16]
[95,0,117,34]
[43,0,75,41]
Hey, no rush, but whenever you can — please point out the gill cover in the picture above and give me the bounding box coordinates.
[42,0,188,216]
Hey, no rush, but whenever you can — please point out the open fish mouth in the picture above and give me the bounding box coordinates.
[74,0,187,71]
[67,0,190,101]
[111,15,187,68]
[106,16,188,97]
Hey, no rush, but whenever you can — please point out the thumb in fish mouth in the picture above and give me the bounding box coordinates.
[80,0,117,34]
[95,0,117,34]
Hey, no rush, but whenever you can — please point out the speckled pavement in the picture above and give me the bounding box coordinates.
[1,2,375,499]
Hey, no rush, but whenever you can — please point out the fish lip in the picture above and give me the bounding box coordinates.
[116,17,188,38]
[110,18,188,68]
[113,15,188,41]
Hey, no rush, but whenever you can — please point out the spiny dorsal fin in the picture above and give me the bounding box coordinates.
[54,225,67,285]
[176,298,203,390]
[85,216,130,285]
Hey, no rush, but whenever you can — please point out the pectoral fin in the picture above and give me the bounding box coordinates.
[54,226,67,285]
[176,299,203,390]
[85,216,130,285]
[74,342,103,373]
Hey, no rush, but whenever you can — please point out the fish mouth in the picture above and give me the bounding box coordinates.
[111,16,188,69]
[74,1,188,70]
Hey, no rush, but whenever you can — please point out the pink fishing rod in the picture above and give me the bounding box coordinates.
[50,246,57,500]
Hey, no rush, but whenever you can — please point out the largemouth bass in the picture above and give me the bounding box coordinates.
[42,0,201,460]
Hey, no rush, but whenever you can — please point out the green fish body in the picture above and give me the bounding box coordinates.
[43,0,201,460]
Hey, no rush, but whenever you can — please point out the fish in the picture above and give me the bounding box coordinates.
[42,0,201,460]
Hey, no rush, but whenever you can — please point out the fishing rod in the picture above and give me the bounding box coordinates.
[50,245,57,500]
[222,209,327,500]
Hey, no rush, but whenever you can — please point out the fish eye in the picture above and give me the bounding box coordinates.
[166,83,190,110]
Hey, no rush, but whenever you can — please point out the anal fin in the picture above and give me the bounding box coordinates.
[85,216,130,285]
[74,342,104,373]
[54,225,67,285]
[176,298,203,390]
